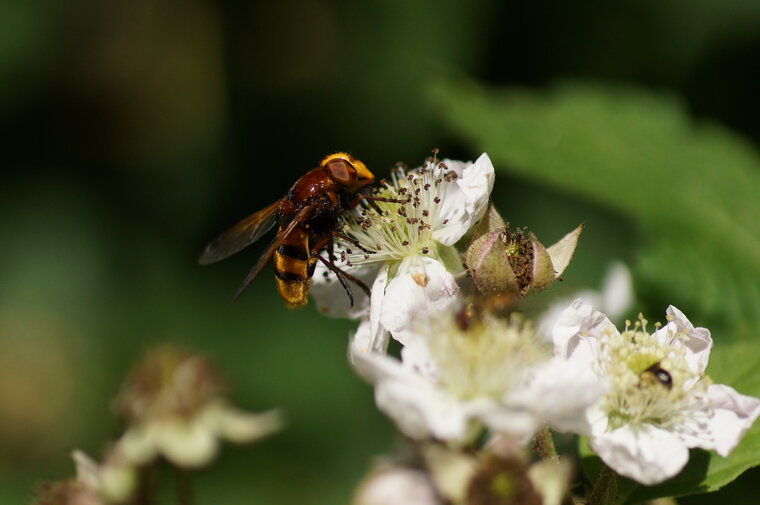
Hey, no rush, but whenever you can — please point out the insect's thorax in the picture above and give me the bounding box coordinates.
[279,167,352,243]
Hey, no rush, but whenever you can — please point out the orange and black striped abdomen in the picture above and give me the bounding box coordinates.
[273,225,316,308]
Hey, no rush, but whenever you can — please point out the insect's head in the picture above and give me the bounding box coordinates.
[321,152,375,193]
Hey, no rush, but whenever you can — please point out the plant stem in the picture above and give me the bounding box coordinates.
[589,464,618,505]
[135,465,156,505]
[532,425,559,462]
[175,469,194,505]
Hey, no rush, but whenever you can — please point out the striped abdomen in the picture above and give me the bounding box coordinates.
[273,225,316,308]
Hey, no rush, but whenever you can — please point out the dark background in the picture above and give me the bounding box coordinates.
[1,1,759,503]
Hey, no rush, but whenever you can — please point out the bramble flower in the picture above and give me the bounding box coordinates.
[553,299,760,485]
[312,153,495,350]
[113,345,282,469]
[349,310,602,444]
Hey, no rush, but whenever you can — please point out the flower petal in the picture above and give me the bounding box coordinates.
[375,378,471,441]
[590,424,690,485]
[457,153,495,225]
[352,466,440,505]
[380,256,460,345]
[478,404,542,443]
[680,384,760,456]
[153,418,218,468]
[661,306,712,374]
[117,426,158,466]
[210,405,283,444]
[310,259,377,319]
[400,338,439,381]
[350,341,471,442]
[349,338,406,386]
[507,358,606,435]
[600,262,634,322]
[368,265,392,352]
[552,299,616,364]
[432,154,495,246]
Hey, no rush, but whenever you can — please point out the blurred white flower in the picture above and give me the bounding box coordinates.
[113,345,282,469]
[350,312,602,444]
[553,299,760,485]
[352,464,441,505]
[537,261,633,341]
[312,153,495,351]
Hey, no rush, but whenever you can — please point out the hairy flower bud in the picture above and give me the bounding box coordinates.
[465,223,582,297]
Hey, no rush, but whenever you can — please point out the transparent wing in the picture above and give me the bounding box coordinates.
[232,204,313,302]
[198,199,282,265]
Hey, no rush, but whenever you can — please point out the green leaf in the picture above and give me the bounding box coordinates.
[432,80,760,335]
[577,341,760,502]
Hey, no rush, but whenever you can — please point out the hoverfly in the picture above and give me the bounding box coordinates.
[199,152,387,308]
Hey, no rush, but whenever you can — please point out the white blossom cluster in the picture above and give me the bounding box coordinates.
[32,153,760,505]
[307,153,760,503]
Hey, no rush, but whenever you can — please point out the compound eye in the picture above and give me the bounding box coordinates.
[326,159,356,186]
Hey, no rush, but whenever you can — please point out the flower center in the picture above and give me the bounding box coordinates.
[338,161,459,265]
[597,317,710,431]
[427,315,548,401]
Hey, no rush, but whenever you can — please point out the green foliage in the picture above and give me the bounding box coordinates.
[432,80,760,338]
[577,341,760,503]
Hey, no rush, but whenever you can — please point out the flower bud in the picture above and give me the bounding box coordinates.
[465,224,583,297]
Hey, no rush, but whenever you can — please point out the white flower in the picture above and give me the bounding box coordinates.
[114,345,282,469]
[349,312,602,444]
[553,299,760,485]
[352,464,441,505]
[312,153,495,351]
[116,401,282,469]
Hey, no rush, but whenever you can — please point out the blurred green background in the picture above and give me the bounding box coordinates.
[1,1,759,503]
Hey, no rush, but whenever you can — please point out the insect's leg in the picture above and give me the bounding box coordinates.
[362,195,404,204]
[327,237,371,297]
[316,253,355,308]
[339,268,371,297]
[347,194,404,209]
[333,232,375,256]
